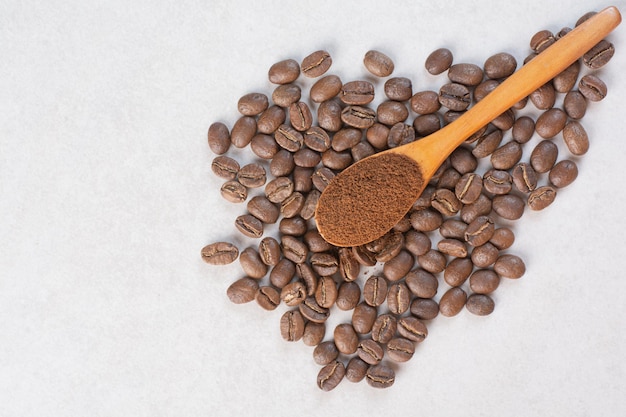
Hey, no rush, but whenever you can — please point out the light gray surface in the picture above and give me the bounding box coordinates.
[1,1,625,416]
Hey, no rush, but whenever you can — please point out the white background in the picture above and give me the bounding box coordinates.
[2,0,626,416]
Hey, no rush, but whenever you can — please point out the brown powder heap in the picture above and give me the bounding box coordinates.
[315,153,424,247]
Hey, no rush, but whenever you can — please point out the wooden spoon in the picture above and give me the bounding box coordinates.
[316,6,621,247]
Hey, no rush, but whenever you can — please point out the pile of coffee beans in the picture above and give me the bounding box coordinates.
[203,11,614,391]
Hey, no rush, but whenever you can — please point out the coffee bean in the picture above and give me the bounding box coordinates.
[340,80,375,105]
[512,162,538,193]
[357,339,384,365]
[529,83,556,110]
[211,155,240,180]
[413,185,436,210]
[301,50,332,78]
[268,58,300,84]
[484,52,517,79]
[279,215,307,239]
[293,166,312,194]
[230,116,257,148]
[321,148,353,170]
[410,90,441,115]
[455,173,483,204]
[377,101,409,125]
[579,74,607,102]
[352,245,377,267]
[530,29,555,53]
[555,27,572,39]
[317,360,345,391]
[201,241,239,265]
[366,123,391,149]
[313,341,339,365]
[257,105,286,134]
[553,61,580,93]
[269,149,295,177]
[255,286,281,310]
[491,140,523,170]
[304,127,331,152]
[438,238,468,258]
[237,92,269,116]
[275,124,304,152]
[387,337,415,362]
[238,163,266,188]
[530,140,558,173]
[300,189,320,220]
[437,168,461,189]
[281,235,308,264]
[352,302,377,334]
[448,63,484,86]
[367,231,404,263]
[405,268,438,298]
[410,208,443,232]
[562,121,589,155]
[464,215,495,247]
[549,160,578,188]
[387,282,411,315]
[310,75,342,103]
[339,247,360,282]
[425,47,453,75]
[341,105,376,129]
[439,83,471,111]
[431,188,462,216]
[563,90,587,120]
[363,275,388,307]
[439,219,467,240]
[304,230,333,253]
[207,122,230,155]
[583,39,615,69]
[334,323,359,355]
[466,293,495,316]
[490,227,515,250]
[280,194,305,220]
[299,296,330,323]
[269,258,296,288]
[352,141,376,161]
[296,263,318,296]
[272,83,301,107]
[247,196,279,224]
[439,287,467,317]
[311,254,339,277]
[303,321,326,347]
[289,101,313,132]
[443,257,473,287]
[227,277,259,304]
[336,281,361,311]
[450,146,478,174]
[314,275,337,308]
[239,247,268,279]
[492,194,525,220]
[265,176,294,204]
[346,357,369,383]
[474,79,499,102]
[483,169,512,195]
[366,364,395,389]
[397,316,428,343]
[536,108,567,139]
[417,249,447,274]
[470,242,499,268]
[491,108,515,131]
[384,77,413,101]
[410,297,439,320]
[512,116,535,144]
[363,50,395,77]
[383,250,414,281]
[221,180,248,204]
[460,193,492,224]
[234,214,263,238]
[528,185,557,211]
[413,113,442,136]
[494,254,526,278]
[317,98,343,132]
[332,128,362,152]
[404,230,432,256]
[280,281,307,307]
[250,134,279,159]
[469,269,500,294]
[371,314,397,344]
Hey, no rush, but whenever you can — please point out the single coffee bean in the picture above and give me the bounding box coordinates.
[268,58,300,84]
[450,146,478,174]
[296,263,318,296]
[201,241,239,265]
[255,286,281,310]
[303,321,326,347]
[417,249,447,274]
[549,160,578,188]
[341,105,376,129]
[473,128,503,159]
[238,163,266,188]
[280,281,307,307]
[363,50,394,77]
[483,52,517,79]
[455,173,483,204]
[247,196,279,224]
[413,185,436,210]
[470,242,499,268]
[439,83,471,111]
[530,140,558,173]
[474,79,499,102]
[300,189,320,220]
[352,302,377,334]
[387,282,411,315]
[289,101,313,132]
[310,75,342,103]
[465,215,495,247]
[491,141,523,170]
[237,92,269,116]
[437,238,468,258]
[512,162,538,193]
[272,83,301,107]
[448,63,484,86]
[299,296,330,323]
[317,98,343,132]
[226,277,259,304]
[431,188,462,216]
[368,231,404,263]
[529,83,556,110]
[346,357,369,383]
[269,258,296,288]
[437,167,461,190]
[530,29,555,53]
[315,275,338,308]
[492,194,525,220]
[257,105,286,134]
[332,127,362,152]
[311,253,339,277]
[512,116,535,144]
[410,90,441,115]
[405,268,438,299]
[317,360,345,391]
[269,149,295,177]
[366,364,395,389]
[410,208,443,232]
[304,230,333,253]
[490,227,515,250]
[404,230,432,257]
[583,39,615,69]
[439,287,467,317]
[357,339,384,365]
[410,297,439,320]
[274,124,304,152]
[528,185,557,210]
[413,113,442,136]
[494,254,526,279]
[211,155,240,180]
[250,134,279,159]
[363,275,388,307]
[387,337,415,362]
[383,250,414,281]
[460,193,492,224]
[340,80,375,105]
[562,121,589,155]
[351,245,377,267]
[336,281,361,311]
[293,148,320,170]
[293,166,313,193]
[579,74,607,102]
[491,108,515,131]
[234,214,263,238]
[281,235,308,264]
[334,323,359,355]
[469,269,500,294]
[553,60,580,93]
[371,314,397,344]
[563,90,587,120]
[280,195,305,220]
[313,341,339,366]
[301,50,332,78]
[265,176,294,204]
[425,47,453,75]
[384,77,413,101]
[556,27,572,39]
[207,122,230,155]
[239,247,268,279]
[321,148,353,170]
[258,237,281,266]
[443,257,473,287]
[304,126,331,152]
[466,293,495,316]
[377,100,409,125]
[339,247,360,282]
[397,316,428,343]
[352,141,376,161]
[230,116,257,148]
[366,123,391,149]
[439,219,467,240]
[536,108,567,139]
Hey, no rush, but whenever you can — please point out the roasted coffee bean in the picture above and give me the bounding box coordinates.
[357,339,384,365]
[530,140,558,173]
[315,275,338,308]
[437,167,461,190]
[234,214,263,238]
[387,282,411,315]
[341,105,376,129]
[437,238,468,258]
[269,149,295,177]
[280,281,307,307]
[411,297,439,320]
[332,128,362,152]
[281,235,308,264]
[425,47,453,75]
[491,141,523,170]
[250,134,279,159]
[404,230,432,256]
[397,316,428,343]
[371,314,397,344]
[321,149,353,170]
[512,162,538,193]
[275,124,304,152]
[466,293,495,316]
[490,227,515,250]
[366,123,391,149]
[301,50,332,77]
[300,189,320,220]
[255,286,281,310]
[317,98,343,132]
[439,287,467,317]
[303,127,331,153]
[311,253,339,277]
[230,116,257,148]
[529,83,556,110]
[247,196,279,224]
[257,105,286,134]
[304,230,333,253]
[346,357,369,383]
[238,163,266,188]
[443,257,473,287]
[549,160,578,188]
[258,237,281,266]
[431,188,462,216]
[384,77,413,101]
[410,90,441,115]
[470,242,499,268]
[536,108,567,139]
[313,341,339,365]
[405,268,438,298]
[366,364,395,389]
[563,90,587,120]
[460,193,492,224]
[352,141,376,161]
[268,58,300,84]
[473,129,503,159]
[265,176,294,204]
[336,281,361,311]
[493,194,525,220]
[317,361,345,391]
[272,83,301,107]
[296,263,318,296]
[413,185,436,210]
[227,277,259,304]
[366,231,404,262]
[211,155,240,180]
[464,215,495,247]
[530,29,555,53]
[201,241,239,265]
[352,245,377,267]
[303,321,326,347]
[387,337,415,362]
[450,146,478,174]
[512,116,535,144]
[383,250,414,281]
[491,108,515,131]
[239,247,268,279]
[579,74,607,102]
[413,113,442,136]
[294,148,320,169]
[439,83,471,111]
[340,80,375,105]
[352,302,377,334]
[410,208,443,232]
[270,258,296,288]
[417,249,447,274]
[528,185,557,210]
[363,50,394,77]
[448,63,484,86]
[363,275,388,307]
[311,167,334,193]
[555,27,572,39]
[339,247,360,282]
[207,122,230,155]
[494,254,526,278]
[469,269,500,294]
[377,101,409,125]
[474,79,499,102]
[439,219,467,240]
[553,61,580,93]
[583,39,615,69]
[334,323,359,355]
[289,102,313,132]
[310,75,342,103]
[562,121,589,155]
[299,296,330,323]
[237,92,269,116]
[484,52,517,79]
[280,194,305,220]
[455,173,483,204]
